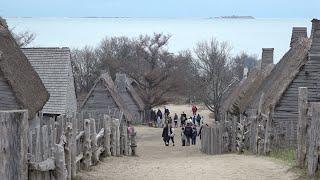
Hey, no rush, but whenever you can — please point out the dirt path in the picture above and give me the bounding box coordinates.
[78,125,296,180]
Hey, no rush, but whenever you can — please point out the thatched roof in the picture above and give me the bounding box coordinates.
[0,17,49,119]
[81,72,133,121]
[22,47,77,116]
[245,36,310,114]
[222,50,274,115]
[115,73,145,111]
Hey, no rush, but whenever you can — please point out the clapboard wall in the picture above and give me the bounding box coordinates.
[81,80,119,114]
[273,55,320,148]
[0,70,19,110]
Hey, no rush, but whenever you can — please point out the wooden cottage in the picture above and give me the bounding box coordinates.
[244,24,312,148]
[80,72,133,121]
[221,48,275,117]
[22,47,77,118]
[0,18,49,119]
[115,73,145,123]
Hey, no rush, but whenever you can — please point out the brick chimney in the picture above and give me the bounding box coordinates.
[261,48,274,70]
[310,19,320,56]
[243,67,248,79]
[115,73,128,91]
[290,27,307,47]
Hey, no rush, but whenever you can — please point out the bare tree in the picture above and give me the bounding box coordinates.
[194,38,235,121]
[12,30,36,47]
[71,46,100,95]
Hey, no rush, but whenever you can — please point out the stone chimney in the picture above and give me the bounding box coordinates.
[115,73,128,91]
[243,67,248,79]
[261,48,274,70]
[290,27,307,47]
[310,19,320,57]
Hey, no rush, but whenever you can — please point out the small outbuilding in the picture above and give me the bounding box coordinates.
[22,47,77,118]
[80,72,133,121]
[0,18,49,119]
[115,73,145,123]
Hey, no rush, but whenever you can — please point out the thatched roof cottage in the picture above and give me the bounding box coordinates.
[221,48,274,117]
[81,72,133,121]
[0,18,49,119]
[115,73,145,123]
[244,23,314,148]
[22,47,77,117]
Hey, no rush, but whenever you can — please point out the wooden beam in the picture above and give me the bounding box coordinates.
[297,87,308,168]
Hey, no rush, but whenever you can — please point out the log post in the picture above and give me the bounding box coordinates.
[71,115,77,179]
[297,87,308,168]
[231,116,237,152]
[307,102,320,177]
[110,118,116,156]
[83,119,92,170]
[0,110,28,180]
[115,119,121,156]
[263,105,273,155]
[131,130,137,156]
[90,118,99,165]
[65,122,72,180]
[55,135,67,180]
[103,115,111,157]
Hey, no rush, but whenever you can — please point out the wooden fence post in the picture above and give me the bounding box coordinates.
[65,122,72,180]
[297,87,308,168]
[103,115,111,157]
[0,110,28,180]
[231,116,237,152]
[131,130,137,156]
[90,118,99,165]
[71,115,77,179]
[263,106,273,155]
[110,118,116,156]
[307,102,320,177]
[249,109,258,154]
[83,119,92,170]
[115,119,121,156]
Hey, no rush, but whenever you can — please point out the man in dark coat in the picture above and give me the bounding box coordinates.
[184,122,193,146]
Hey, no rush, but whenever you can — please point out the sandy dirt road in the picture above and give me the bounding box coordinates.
[78,104,296,180]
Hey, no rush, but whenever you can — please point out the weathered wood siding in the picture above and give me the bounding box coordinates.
[118,89,142,123]
[0,71,20,110]
[82,81,119,114]
[273,56,320,148]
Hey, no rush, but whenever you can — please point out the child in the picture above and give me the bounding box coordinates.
[192,125,197,145]
[169,124,175,146]
[181,127,186,146]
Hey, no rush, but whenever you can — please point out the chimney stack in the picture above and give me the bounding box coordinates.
[310,19,320,56]
[243,67,248,79]
[261,48,274,70]
[115,73,128,90]
[290,27,307,47]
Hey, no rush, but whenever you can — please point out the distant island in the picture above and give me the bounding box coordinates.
[213,15,255,19]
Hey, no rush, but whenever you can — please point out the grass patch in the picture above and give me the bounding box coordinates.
[268,148,296,166]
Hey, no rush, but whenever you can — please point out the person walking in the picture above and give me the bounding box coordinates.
[169,124,175,146]
[162,124,170,146]
[181,127,186,146]
[180,112,187,127]
[156,109,163,128]
[184,122,193,146]
[192,105,198,115]
[191,125,197,145]
[173,113,178,128]
[196,114,201,126]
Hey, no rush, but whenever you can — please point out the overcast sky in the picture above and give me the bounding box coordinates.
[1,0,319,18]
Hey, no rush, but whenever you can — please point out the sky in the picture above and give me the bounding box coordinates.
[1,0,319,18]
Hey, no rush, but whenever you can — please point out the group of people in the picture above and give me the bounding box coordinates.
[157,105,205,147]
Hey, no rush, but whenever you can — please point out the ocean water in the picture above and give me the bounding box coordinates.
[6,17,311,62]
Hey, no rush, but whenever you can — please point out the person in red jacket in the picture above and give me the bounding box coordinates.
[192,105,198,115]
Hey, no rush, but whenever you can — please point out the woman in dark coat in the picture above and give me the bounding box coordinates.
[162,124,170,146]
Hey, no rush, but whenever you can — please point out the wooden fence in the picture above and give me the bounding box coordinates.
[0,110,137,180]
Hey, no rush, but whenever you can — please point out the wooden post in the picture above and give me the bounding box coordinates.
[0,110,28,180]
[263,106,273,155]
[115,119,121,156]
[231,116,237,152]
[71,115,77,179]
[307,102,320,177]
[65,122,72,180]
[90,118,99,165]
[110,118,116,156]
[297,87,308,168]
[55,135,67,180]
[83,119,92,170]
[131,130,137,156]
[103,115,111,157]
